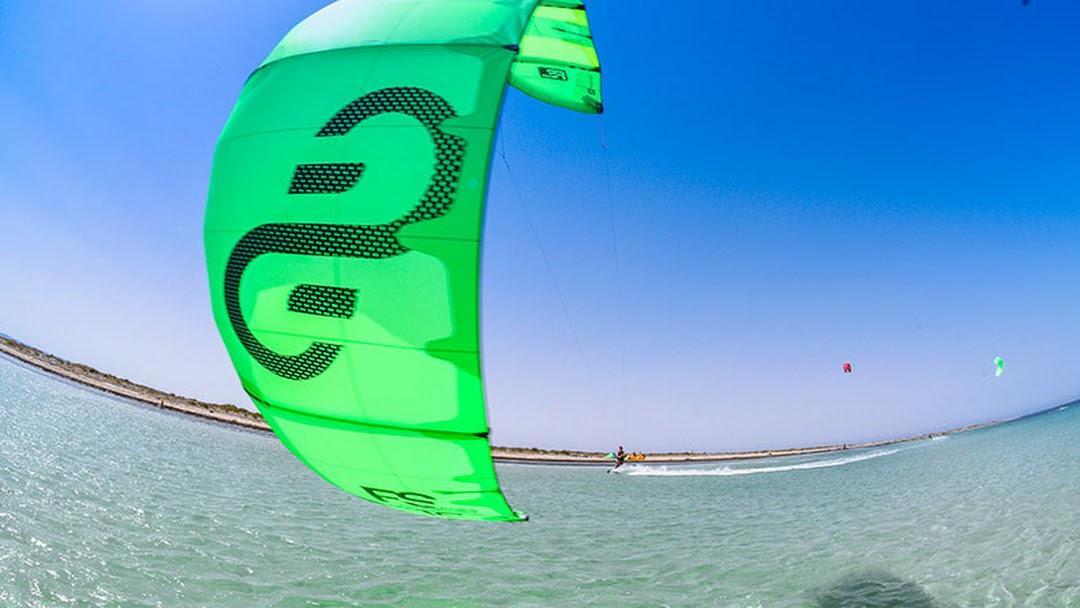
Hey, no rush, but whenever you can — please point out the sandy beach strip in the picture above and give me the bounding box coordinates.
[0,336,270,432]
[1,334,1014,465]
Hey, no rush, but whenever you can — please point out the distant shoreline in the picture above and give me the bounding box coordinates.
[0,334,1029,465]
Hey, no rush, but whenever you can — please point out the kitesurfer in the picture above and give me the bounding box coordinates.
[613,445,627,469]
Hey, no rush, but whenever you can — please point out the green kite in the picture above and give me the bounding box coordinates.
[204,0,602,521]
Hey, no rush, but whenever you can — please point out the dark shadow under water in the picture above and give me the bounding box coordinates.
[812,570,953,608]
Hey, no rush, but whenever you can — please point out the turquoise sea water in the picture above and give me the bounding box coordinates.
[1,354,1079,607]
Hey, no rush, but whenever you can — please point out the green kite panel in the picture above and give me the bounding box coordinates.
[509,0,603,114]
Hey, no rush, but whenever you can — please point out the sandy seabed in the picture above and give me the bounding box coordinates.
[0,335,1006,465]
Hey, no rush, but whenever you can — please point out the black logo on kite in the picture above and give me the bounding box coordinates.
[538,67,568,81]
[223,87,466,381]
[361,486,468,518]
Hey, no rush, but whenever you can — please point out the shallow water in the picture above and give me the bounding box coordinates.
[1,354,1079,606]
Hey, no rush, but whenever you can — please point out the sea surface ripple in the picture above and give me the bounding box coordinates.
[2,356,1079,606]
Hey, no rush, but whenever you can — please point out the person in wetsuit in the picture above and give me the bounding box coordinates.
[613,445,627,470]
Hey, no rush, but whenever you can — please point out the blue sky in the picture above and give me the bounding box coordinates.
[2,0,1079,452]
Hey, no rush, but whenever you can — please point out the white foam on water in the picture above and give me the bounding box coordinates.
[619,448,903,477]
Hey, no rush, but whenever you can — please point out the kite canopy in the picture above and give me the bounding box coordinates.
[204,0,601,522]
